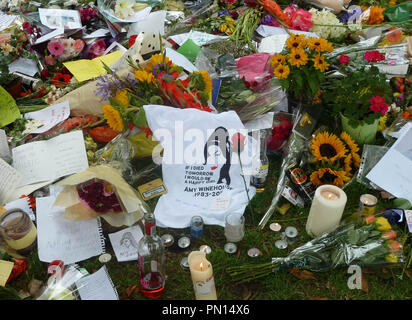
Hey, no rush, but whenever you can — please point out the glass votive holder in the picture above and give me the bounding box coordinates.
[0,208,37,255]
[190,215,204,239]
[224,213,245,243]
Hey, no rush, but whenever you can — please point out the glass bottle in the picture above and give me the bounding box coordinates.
[0,209,37,255]
[137,212,166,299]
[251,130,269,193]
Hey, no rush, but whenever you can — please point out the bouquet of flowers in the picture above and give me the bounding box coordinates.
[228,216,404,283]
[54,165,148,227]
[96,50,214,134]
[46,37,85,62]
[270,34,333,104]
[266,112,293,152]
[306,131,361,188]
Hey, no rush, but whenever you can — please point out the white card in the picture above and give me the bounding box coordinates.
[0,158,22,206]
[367,122,412,204]
[83,28,109,39]
[12,130,89,187]
[0,129,11,162]
[4,197,35,221]
[39,8,82,29]
[9,58,39,77]
[258,34,289,54]
[24,101,70,134]
[128,10,166,37]
[405,210,412,234]
[36,196,105,264]
[256,25,319,38]
[108,226,143,262]
[165,48,197,73]
[75,266,119,300]
[34,28,65,44]
[211,195,231,211]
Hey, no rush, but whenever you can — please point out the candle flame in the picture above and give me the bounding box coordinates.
[200,262,204,271]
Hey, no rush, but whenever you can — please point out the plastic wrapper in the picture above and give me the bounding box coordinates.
[303,0,351,14]
[272,221,404,272]
[356,144,390,190]
[37,264,89,300]
[384,1,412,22]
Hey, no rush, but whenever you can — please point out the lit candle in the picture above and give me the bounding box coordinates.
[359,194,377,216]
[188,251,217,300]
[306,185,347,237]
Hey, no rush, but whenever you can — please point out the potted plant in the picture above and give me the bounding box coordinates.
[270,33,334,111]
[323,51,392,145]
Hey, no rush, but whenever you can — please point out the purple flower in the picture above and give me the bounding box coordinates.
[218,9,230,16]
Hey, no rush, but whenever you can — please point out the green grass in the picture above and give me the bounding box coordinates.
[4,157,412,300]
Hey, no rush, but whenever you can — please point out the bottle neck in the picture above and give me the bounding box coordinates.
[144,213,156,236]
[259,131,267,156]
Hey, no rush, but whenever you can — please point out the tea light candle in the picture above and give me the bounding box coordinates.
[188,251,217,300]
[359,194,377,216]
[306,184,347,237]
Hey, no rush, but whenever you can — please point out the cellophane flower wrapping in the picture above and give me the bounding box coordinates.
[272,220,404,272]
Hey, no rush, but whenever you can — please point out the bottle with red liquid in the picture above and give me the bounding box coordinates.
[137,212,166,299]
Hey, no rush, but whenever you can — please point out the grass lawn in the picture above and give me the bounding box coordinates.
[3,156,412,300]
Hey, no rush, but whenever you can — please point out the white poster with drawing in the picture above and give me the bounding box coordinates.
[108,226,143,262]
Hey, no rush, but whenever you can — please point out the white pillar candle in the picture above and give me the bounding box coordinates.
[188,251,217,300]
[306,184,347,237]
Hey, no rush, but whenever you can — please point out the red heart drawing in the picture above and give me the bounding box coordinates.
[211,166,218,170]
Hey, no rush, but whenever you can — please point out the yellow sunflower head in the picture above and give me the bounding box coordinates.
[312,54,330,72]
[114,89,129,107]
[102,105,124,132]
[270,53,287,68]
[288,48,308,67]
[306,37,334,53]
[344,153,353,175]
[195,70,213,94]
[134,70,154,83]
[311,132,348,162]
[310,168,351,187]
[145,54,169,72]
[274,64,290,79]
[286,34,307,50]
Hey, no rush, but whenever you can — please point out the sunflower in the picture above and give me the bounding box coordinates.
[145,54,169,72]
[311,132,347,162]
[285,34,307,50]
[195,70,213,94]
[288,48,308,67]
[270,53,286,68]
[102,105,124,132]
[306,37,333,53]
[340,132,360,168]
[344,153,353,174]
[273,64,290,79]
[114,90,129,107]
[134,70,154,83]
[310,168,351,187]
[312,54,330,72]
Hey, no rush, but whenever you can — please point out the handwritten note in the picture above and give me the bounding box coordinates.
[75,266,118,300]
[36,196,105,264]
[0,86,21,128]
[0,260,14,287]
[108,226,143,262]
[24,101,70,134]
[367,123,412,204]
[0,158,22,206]
[63,51,123,82]
[12,130,89,187]
[4,197,35,221]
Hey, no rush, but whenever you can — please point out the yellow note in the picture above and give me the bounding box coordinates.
[0,260,14,286]
[63,51,123,82]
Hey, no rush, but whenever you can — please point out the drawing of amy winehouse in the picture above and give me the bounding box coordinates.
[203,127,232,186]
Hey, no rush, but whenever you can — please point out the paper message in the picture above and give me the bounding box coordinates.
[0,158,22,206]
[24,101,70,134]
[108,226,143,262]
[12,130,89,187]
[4,197,35,221]
[34,28,64,44]
[36,196,105,264]
[63,51,123,82]
[367,122,412,204]
[76,266,119,300]
[0,260,14,287]
[0,13,17,31]
[256,25,319,38]
[128,10,166,37]
[0,86,21,128]
[39,8,82,29]
[258,34,289,54]
[83,28,110,39]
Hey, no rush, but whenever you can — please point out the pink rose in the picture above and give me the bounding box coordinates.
[73,39,85,52]
[45,55,56,66]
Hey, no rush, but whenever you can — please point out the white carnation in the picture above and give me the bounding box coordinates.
[310,8,347,40]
